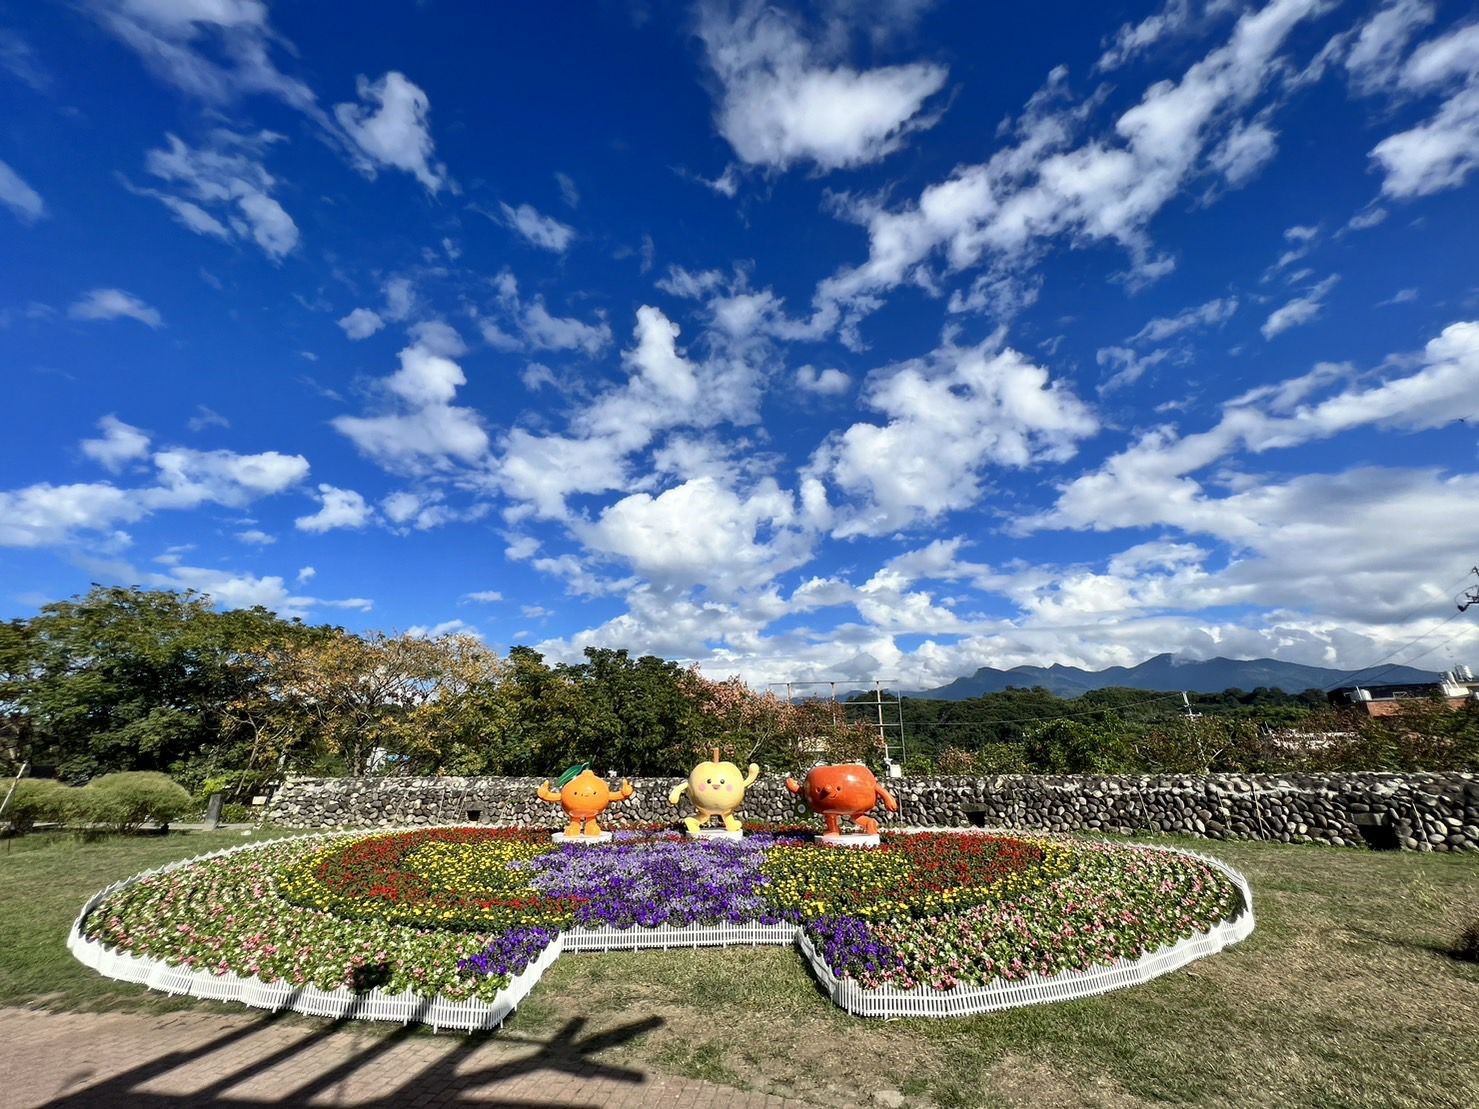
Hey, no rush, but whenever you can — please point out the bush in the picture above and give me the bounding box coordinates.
[2,778,72,834]
[76,772,193,833]
[1457,917,1479,964]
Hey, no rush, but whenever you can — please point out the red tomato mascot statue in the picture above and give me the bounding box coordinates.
[785,763,898,837]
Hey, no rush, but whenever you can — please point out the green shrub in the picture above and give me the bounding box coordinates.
[76,772,193,833]
[1,779,73,834]
[222,802,256,824]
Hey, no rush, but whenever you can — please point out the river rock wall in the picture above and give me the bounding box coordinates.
[266,771,1479,851]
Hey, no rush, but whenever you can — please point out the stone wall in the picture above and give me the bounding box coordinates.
[267,771,1479,852]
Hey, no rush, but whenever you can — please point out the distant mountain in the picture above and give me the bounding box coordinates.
[907,654,1443,700]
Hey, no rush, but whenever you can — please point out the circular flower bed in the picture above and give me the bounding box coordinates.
[78,828,1248,1014]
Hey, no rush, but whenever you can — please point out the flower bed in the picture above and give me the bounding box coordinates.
[75,827,1251,1025]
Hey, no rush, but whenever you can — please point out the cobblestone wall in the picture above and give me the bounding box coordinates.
[267,770,1479,851]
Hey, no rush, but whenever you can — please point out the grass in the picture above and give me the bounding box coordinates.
[3,829,1477,1107]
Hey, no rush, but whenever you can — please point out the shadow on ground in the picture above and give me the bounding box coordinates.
[35,996,664,1109]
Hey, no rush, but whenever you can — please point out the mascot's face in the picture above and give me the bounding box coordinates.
[559,770,609,818]
[802,764,878,815]
[688,756,747,811]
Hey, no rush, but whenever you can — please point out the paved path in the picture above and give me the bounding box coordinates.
[0,1006,810,1109]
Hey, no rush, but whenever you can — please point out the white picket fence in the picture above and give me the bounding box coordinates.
[67,829,1254,1029]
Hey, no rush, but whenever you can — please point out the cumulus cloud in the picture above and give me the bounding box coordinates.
[499,201,576,252]
[0,438,309,548]
[809,336,1098,537]
[68,288,164,328]
[80,416,151,472]
[0,159,45,223]
[795,365,852,395]
[575,476,808,594]
[695,0,948,172]
[334,71,447,191]
[331,342,489,472]
[295,484,374,533]
[338,307,384,339]
[139,129,298,258]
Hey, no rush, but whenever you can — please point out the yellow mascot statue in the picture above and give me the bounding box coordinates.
[669,748,760,836]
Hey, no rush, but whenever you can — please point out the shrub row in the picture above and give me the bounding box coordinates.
[2,772,193,835]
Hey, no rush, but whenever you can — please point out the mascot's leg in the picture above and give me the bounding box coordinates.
[722,810,743,832]
[564,818,582,837]
[584,818,603,837]
[853,814,879,835]
[683,815,702,834]
[824,813,842,837]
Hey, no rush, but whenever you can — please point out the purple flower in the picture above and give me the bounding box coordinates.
[458,926,558,980]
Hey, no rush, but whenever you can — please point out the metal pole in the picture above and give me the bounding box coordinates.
[0,761,29,823]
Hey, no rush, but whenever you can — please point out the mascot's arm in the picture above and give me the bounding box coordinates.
[784,777,802,794]
[743,763,761,788]
[877,784,899,813]
[668,781,689,806]
[609,778,634,802]
[537,781,562,804]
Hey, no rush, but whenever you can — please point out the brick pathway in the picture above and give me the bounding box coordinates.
[0,1006,811,1108]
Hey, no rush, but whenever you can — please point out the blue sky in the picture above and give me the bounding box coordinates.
[2,0,1478,689]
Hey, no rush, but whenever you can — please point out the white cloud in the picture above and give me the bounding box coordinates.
[479,270,612,356]
[295,484,373,533]
[462,589,504,603]
[0,441,309,548]
[142,130,298,258]
[0,159,45,223]
[574,476,808,594]
[1096,346,1171,394]
[334,71,447,191]
[555,171,579,208]
[406,618,479,639]
[500,201,575,252]
[696,0,948,172]
[296,565,316,584]
[810,336,1098,537]
[1131,296,1238,343]
[85,0,318,112]
[80,416,151,472]
[815,0,1329,337]
[147,447,309,509]
[338,307,384,340]
[159,563,371,621]
[1344,0,1436,95]
[1208,118,1278,185]
[1261,274,1339,338]
[795,365,852,395]
[331,342,489,472]
[68,288,165,328]
[1029,318,1479,538]
[1370,21,1479,197]
[1378,287,1419,306]
[237,528,275,544]
[187,405,230,432]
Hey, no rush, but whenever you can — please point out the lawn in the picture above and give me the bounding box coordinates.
[3,828,1476,1108]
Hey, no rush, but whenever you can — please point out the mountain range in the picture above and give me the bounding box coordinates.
[906,654,1442,700]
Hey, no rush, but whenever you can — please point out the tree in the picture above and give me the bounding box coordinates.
[14,586,298,784]
[1021,718,1133,773]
